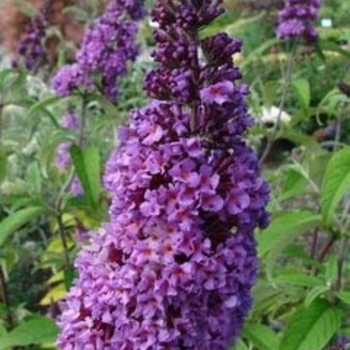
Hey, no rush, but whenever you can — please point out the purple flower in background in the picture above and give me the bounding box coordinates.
[276,0,322,42]
[51,0,145,100]
[56,0,269,349]
[16,9,48,71]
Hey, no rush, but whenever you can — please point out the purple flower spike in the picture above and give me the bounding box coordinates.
[56,0,269,349]
[51,0,145,100]
[276,0,322,42]
[16,9,48,71]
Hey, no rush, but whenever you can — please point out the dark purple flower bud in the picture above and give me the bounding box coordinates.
[16,11,48,71]
[202,33,242,65]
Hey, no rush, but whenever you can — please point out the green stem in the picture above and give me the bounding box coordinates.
[259,42,296,165]
[0,265,14,330]
[336,237,348,290]
[55,94,88,269]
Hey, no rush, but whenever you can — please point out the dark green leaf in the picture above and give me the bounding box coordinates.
[321,147,350,227]
[278,299,342,350]
[258,211,321,257]
[70,145,101,208]
[292,78,310,110]
[0,315,58,349]
[0,206,46,247]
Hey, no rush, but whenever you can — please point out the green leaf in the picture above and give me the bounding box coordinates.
[258,211,321,257]
[26,161,42,196]
[0,145,6,184]
[304,286,330,307]
[241,38,280,69]
[0,206,46,247]
[26,95,60,127]
[89,93,119,117]
[321,147,350,227]
[292,78,310,110]
[70,145,101,208]
[274,273,323,288]
[262,81,280,107]
[231,338,249,350]
[325,254,338,285]
[337,291,350,305]
[0,315,58,349]
[242,323,279,350]
[278,299,342,350]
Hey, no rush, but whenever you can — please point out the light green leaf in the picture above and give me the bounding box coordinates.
[70,145,101,208]
[292,78,310,110]
[278,299,342,350]
[258,211,321,257]
[325,254,338,285]
[242,323,279,350]
[0,145,6,184]
[26,95,60,127]
[304,286,330,307]
[26,161,42,196]
[231,338,249,350]
[337,291,350,305]
[0,315,58,349]
[0,206,46,247]
[321,147,350,227]
[274,273,323,288]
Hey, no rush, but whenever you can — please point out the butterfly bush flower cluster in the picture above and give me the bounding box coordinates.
[56,0,269,349]
[276,0,322,42]
[16,4,49,71]
[51,0,144,100]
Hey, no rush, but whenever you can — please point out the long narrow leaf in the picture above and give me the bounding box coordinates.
[278,299,342,350]
[0,206,46,247]
[321,147,350,227]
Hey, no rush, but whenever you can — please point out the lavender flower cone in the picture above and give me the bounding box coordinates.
[51,0,145,100]
[276,0,322,42]
[56,1,269,349]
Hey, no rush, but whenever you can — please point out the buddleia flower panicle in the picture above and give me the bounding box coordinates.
[51,0,145,100]
[276,0,322,42]
[16,4,49,71]
[56,0,269,349]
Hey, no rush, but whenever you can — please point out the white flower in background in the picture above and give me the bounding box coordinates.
[259,105,291,127]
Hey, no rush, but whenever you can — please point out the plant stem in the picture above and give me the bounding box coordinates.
[0,265,14,329]
[259,43,295,165]
[317,235,337,263]
[310,228,319,259]
[57,214,71,269]
[336,237,348,290]
[55,94,88,270]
